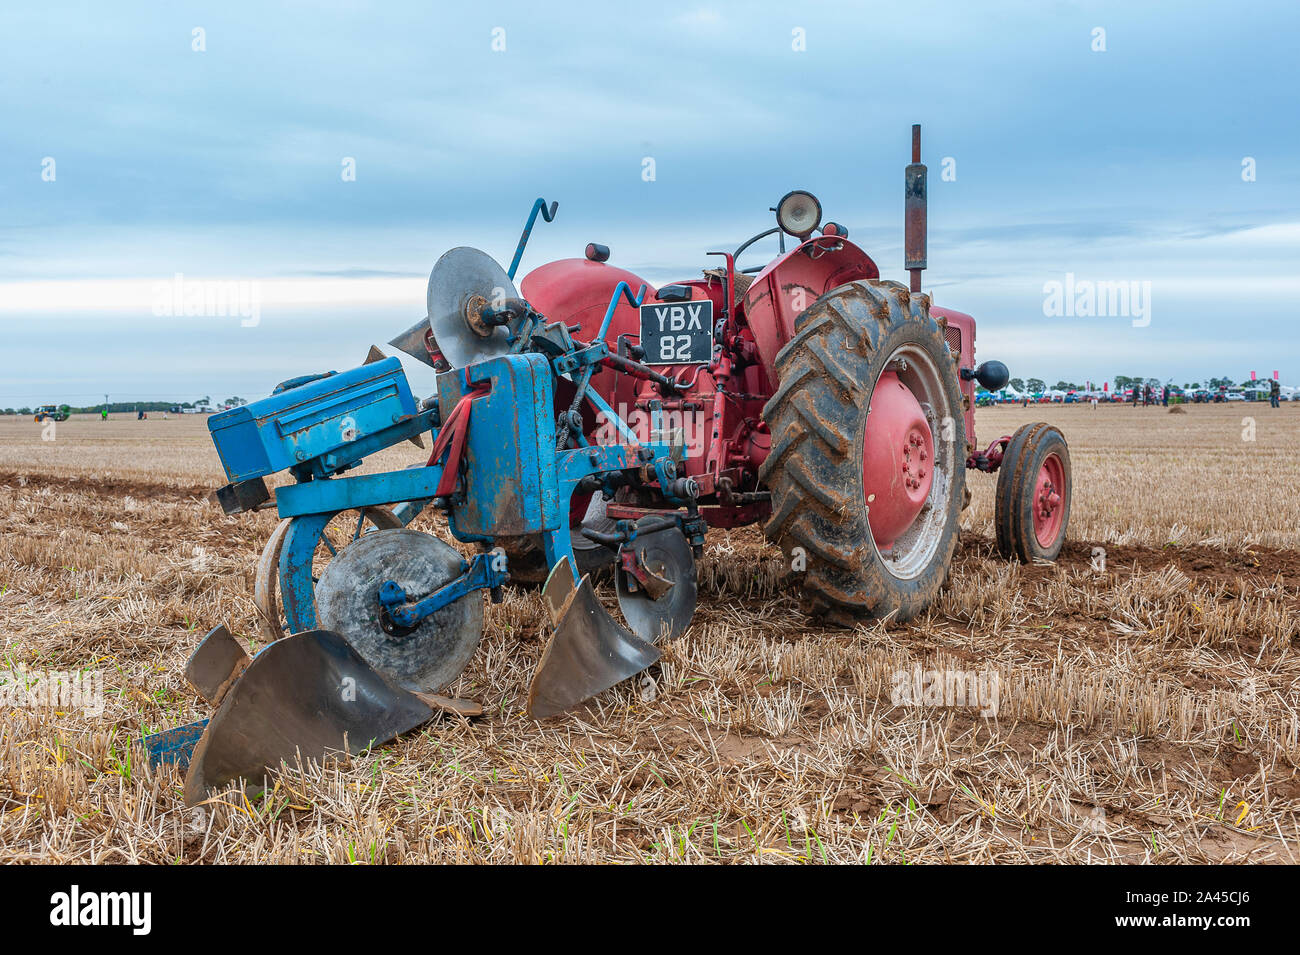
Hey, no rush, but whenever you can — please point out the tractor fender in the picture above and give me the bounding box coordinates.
[739,237,879,374]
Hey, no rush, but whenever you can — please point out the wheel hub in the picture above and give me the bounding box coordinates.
[315,529,484,693]
[1032,453,1066,548]
[863,371,934,549]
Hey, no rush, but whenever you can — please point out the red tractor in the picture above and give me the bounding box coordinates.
[152,125,1074,803]
[409,124,1072,623]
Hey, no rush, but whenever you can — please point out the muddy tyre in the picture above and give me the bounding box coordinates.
[994,423,1070,562]
[759,280,966,623]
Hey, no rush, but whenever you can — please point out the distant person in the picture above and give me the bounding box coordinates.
[137,408,144,420]
[1271,379,1281,408]
[100,408,108,422]
[1162,386,1168,407]
[1022,395,1029,408]
[1090,395,1099,409]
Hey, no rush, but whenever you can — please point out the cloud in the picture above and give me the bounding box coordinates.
[0,0,1298,403]
[673,8,724,27]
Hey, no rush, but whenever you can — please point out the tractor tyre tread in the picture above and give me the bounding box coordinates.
[994,423,1071,562]
[759,280,965,624]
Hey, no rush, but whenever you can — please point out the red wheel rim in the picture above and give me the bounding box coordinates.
[862,370,933,550]
[1031,452,1065,548]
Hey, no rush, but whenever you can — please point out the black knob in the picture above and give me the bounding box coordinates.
[974,360,1010,392]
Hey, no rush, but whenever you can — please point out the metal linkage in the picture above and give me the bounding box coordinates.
[968,436,1011,473]
[581,512,682,548]
[508,198,558,280]
[378,549,510,631]
[596,281,647,343]
[554,282,649,451]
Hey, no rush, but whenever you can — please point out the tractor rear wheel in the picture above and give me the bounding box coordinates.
[759,280,966,623]
[994,423,1071,562]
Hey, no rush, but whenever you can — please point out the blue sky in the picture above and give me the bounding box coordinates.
[2,0,1298,406]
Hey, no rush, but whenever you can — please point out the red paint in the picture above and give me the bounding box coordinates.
[931,306,977,449]
[1032,452,1065,548]
[427,384,488,497]
[517,227,987,539]
[862,371,933,549]
[739,237,879,373]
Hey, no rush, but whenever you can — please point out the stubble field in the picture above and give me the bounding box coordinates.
[1,402,1298,863]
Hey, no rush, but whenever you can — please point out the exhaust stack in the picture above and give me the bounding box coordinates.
[905,123,927,294]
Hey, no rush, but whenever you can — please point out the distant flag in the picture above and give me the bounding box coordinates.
[1103,381,1109,392]
[1251,370,1257,381]
[1275,370,1280,380]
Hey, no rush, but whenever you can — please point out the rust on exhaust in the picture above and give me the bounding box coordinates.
[905,123,927,294]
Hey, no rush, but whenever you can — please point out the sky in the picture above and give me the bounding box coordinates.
[1,0,1298,407]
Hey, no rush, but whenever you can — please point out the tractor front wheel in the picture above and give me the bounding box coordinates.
[994,423,1071,562]
[759,280,966,623]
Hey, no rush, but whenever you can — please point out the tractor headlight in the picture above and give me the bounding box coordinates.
[776,190,822,239]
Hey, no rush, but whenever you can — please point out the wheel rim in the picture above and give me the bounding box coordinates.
[1032,452,1065,548]
[861,344,957,580]
[256,507,403,641]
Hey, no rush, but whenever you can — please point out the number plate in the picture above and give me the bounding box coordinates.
[639,300,714,365]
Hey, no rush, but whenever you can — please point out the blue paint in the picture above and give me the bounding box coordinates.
[279,511,334,632]
[507,198,558,280]
[208,358,418,483]
[276,466,446,518]
[379,552,510,628]
[140,719,209,770]
[584,389,639,445]
[205,295,686,637]
[437,353,560,538]
[595,282,647,343]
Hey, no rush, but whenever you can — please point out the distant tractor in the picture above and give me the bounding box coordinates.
[33,404,71,423]
[146,123,1074,804]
